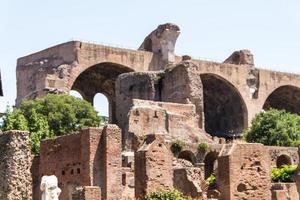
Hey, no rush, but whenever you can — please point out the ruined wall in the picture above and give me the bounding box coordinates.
[16,41,159,106]
[271,183,299,200]
[162,61,203,128]
[0,131,32,200]
[217,143,271,200]
[267,146,299,167]
[31,156,40,200]
[39,128,102,200]
[127,99,210,150]
[100,124,122,200]
[38,126,122,200]
[135,134,173,198]
[16,23,300,136]
[72,186,101,200]
[173,167,206,198]
[115,71,164,133]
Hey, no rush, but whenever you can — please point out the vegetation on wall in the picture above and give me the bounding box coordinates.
[1,94,101,154]
[243,108,300,147]
[170,140,185,156]
[144,190,192,200]
[198,142,209,152]
[206,173,216,186]
[271,165,298,183]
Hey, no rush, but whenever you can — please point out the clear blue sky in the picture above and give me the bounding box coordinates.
[1,0,300,116]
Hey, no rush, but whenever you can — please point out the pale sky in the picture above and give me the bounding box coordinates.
[1,0,300,116]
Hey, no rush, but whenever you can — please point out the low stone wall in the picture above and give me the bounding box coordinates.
[271,183,299,200]
[72,186,101,200]
[173,167,206,198]
[0,131,32,200]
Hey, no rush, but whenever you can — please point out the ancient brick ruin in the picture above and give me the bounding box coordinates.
[0,23,300,199]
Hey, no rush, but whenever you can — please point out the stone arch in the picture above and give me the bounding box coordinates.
[204,151,219,179]
[276,154,292,167]
[71,62,134,123]
[200,73,248,138]
[178,150,196,165]
[263,85,300,115]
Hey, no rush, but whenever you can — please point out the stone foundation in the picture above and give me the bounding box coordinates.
[72,186,101,200]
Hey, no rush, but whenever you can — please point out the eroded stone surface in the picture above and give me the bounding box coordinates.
[0,131,32,200]
[135,134,173,199]
[139,23,180,67]
[224,49,254,66]
[218,143,271,200]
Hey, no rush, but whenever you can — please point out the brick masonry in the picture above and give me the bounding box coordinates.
[217,143,271,200]
[37,125,122,200]
[134,134,173,199]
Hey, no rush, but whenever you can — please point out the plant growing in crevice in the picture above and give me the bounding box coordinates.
[271,165,298,183]
[144,190,192,200]
[206,173,217,189]
[198,142,209,152]
[170,140,185,156]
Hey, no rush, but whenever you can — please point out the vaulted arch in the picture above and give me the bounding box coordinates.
[263,85,300,115]
[200,73,248,138]
[71,62,134,123]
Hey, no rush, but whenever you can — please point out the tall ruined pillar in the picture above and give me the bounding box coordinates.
[135,134,173,199]
[0,131,32,200]
[101,125,122,200]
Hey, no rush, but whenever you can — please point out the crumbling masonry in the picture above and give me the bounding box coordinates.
[1,23,300,199]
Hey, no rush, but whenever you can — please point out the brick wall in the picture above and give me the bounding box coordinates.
[217,143,271,200]
[135,134,173,198]
[38,126,122,200]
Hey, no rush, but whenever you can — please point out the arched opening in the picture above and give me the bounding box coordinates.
[200,74,247,138]
[263,85,300,115]
[276,154,292,167]
[178,150,196,165]
[204,152,218,179]
[71,62,134,123]
[69,90,83,100]
[93,93,109,124]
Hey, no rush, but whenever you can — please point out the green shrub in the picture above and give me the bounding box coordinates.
[271,165,298,183]
[206,173,216,185]
[144,190,192,200]
[2,94,101,154]
[170,140,185,156]
[198,142,209,152]
[243,108,300,147]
